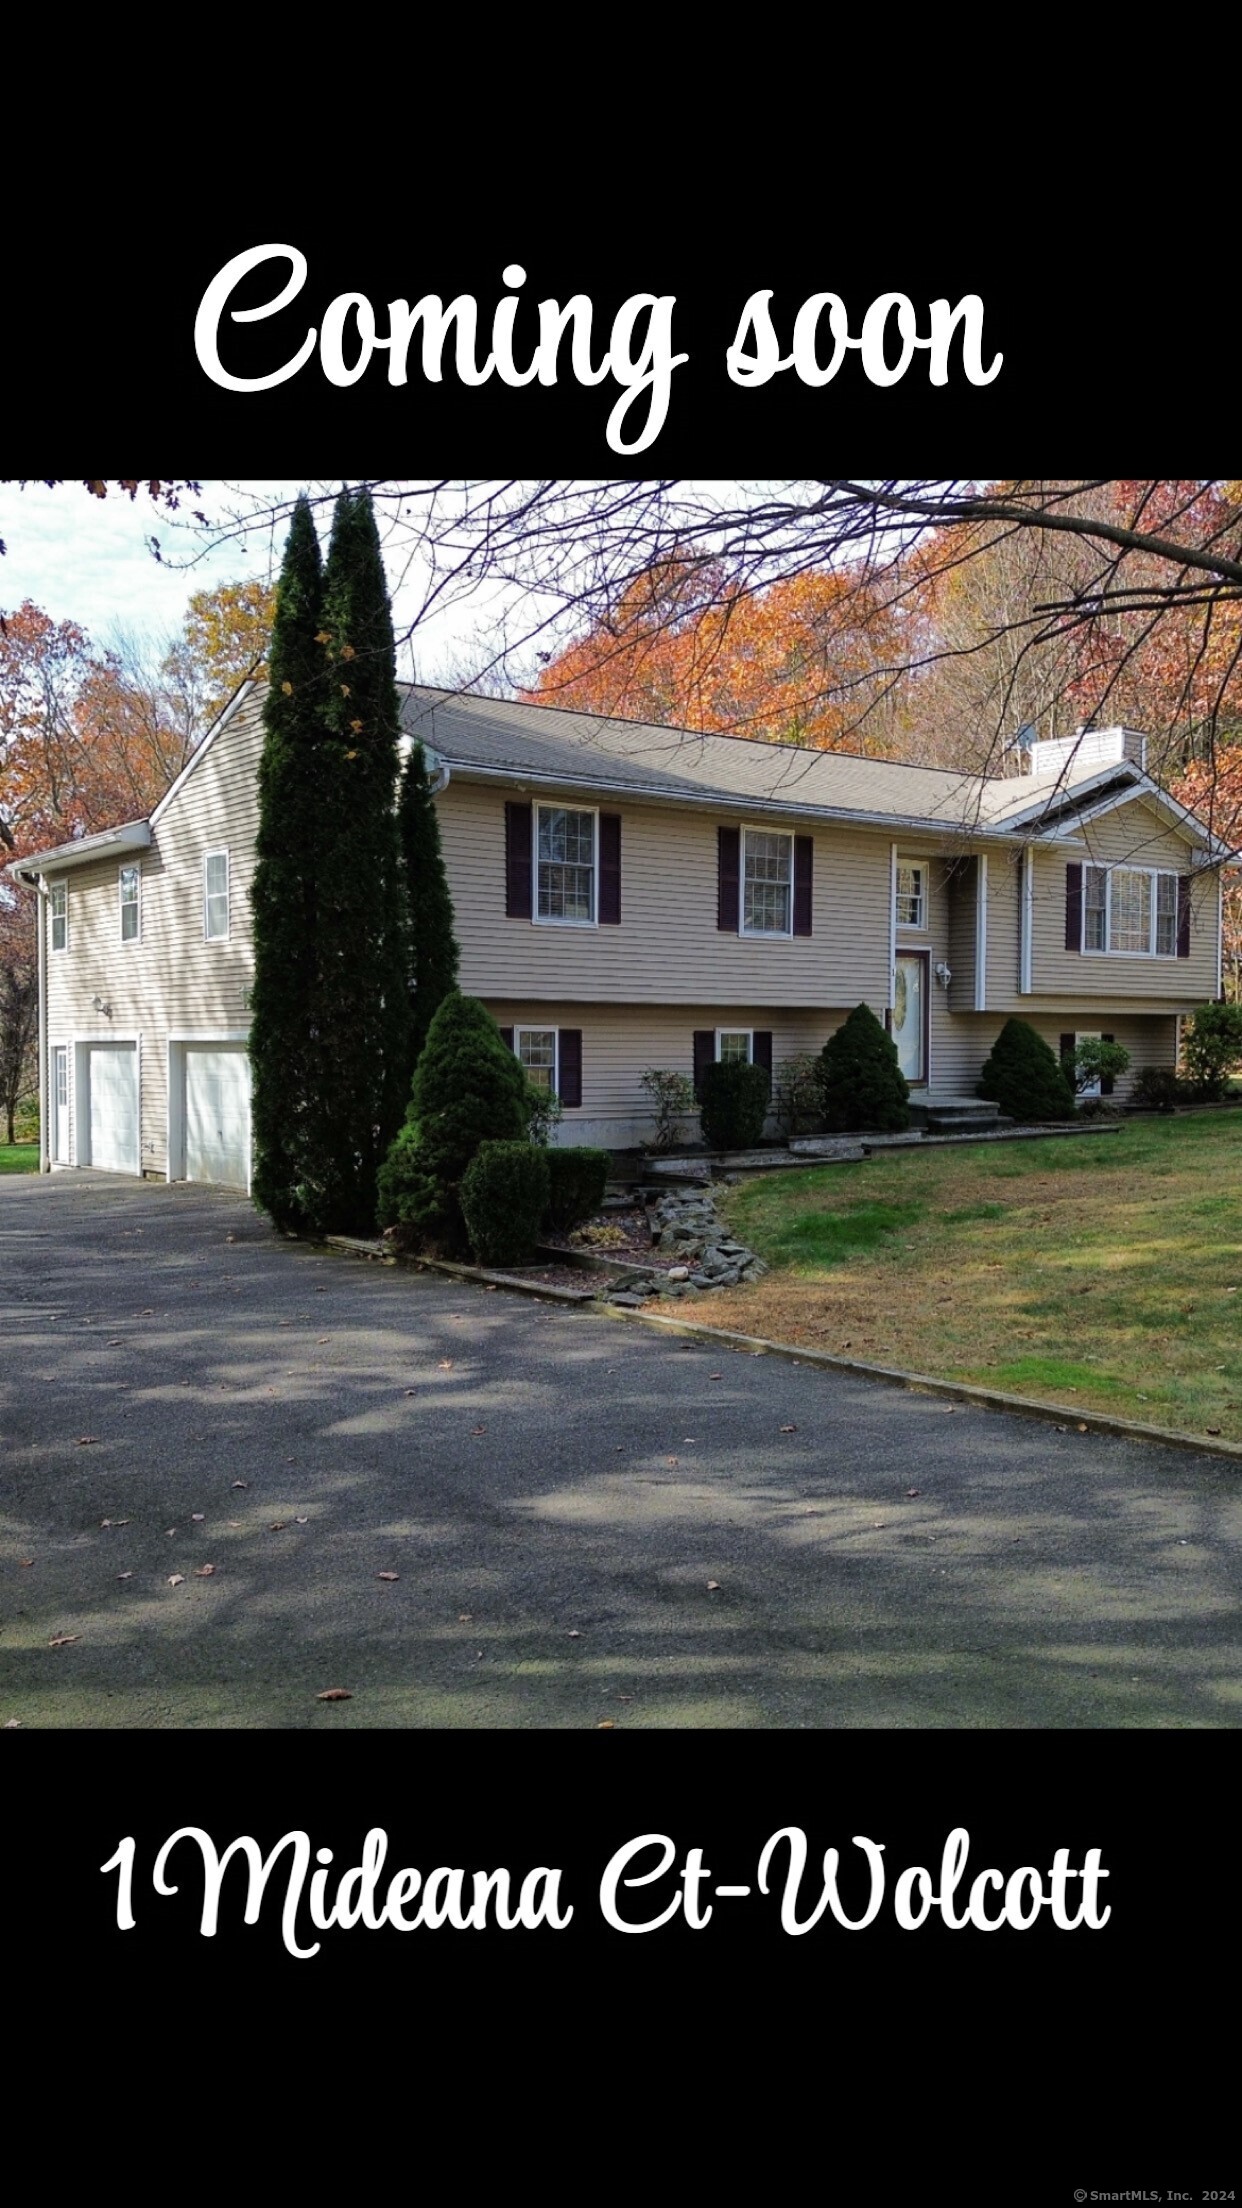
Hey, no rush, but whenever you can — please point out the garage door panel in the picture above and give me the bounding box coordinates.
[184,1046,250,1189]
[88,1044,138,1174]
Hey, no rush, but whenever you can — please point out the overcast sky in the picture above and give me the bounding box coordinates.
[0,480,512,683]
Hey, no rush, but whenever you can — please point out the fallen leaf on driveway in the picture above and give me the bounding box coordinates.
[597,1720,616,1730]
[905,1489,921,1499]
[567,1630,582,1640]
[20,1559,33,1568]
[77,1436,99,1446]
[376,1571,400,1583]
[316,1688,352,1702]
[191,1513,205,1523]
[1076,1423,1088,1433]
[269,1523,287,1532]
[231,1480,248,1490]
[779,1423,798,1433]
[117,1572,132,1581]
[666,1456,679,1466]
[99,1518,130,1529]
[707,1580,721,1592]
[404,1389,418,1398]
[295,1516,309,1525]
[438,1360,454,1371]
[193,1564,216,1578]
[167,1574,185,1587]
[166,1528,177,1536]
[458,1613,473,1624]
[3,1719,21,1728]
[708,1373,721,1381]
[471,1425,487,1435]
[48,1635,79,1648]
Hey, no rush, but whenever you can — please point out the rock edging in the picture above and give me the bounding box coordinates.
[605,1188,769,1308]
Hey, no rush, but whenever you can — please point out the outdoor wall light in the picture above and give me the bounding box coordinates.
[92,996,113,1017]
[934,962,952,988]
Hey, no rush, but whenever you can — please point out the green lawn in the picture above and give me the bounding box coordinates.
[0,1144,38,1175]
[707,1113,1242,1444]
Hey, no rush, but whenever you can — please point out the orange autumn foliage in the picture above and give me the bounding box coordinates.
[522,559,911,753]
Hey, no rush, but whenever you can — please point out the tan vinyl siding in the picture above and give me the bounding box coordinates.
[1029,799,1216,1003]
[944,858,977,1015]
[982,846,1024,1006]
[971,1011,1178,1103]
[442,781,894,1011]
[42,697,263,1175]
[483,1000,852,1144]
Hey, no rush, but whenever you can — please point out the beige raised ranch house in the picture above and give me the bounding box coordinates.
[7,685,1232,1188]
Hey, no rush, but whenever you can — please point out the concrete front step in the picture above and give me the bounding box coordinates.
[908,1097,1008,1131]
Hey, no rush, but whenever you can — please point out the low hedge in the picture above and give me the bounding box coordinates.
[459,1141,551,1267]
[544,1147,609,1235]
[698,1060,770,1149]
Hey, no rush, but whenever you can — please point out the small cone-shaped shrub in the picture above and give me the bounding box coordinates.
[376,993,528,1251]
[977,1019,1076,1120]
[818,1003,910,1132]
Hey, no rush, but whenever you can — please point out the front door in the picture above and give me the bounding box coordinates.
[893,953,927,1086]
[51,1047,69,1162]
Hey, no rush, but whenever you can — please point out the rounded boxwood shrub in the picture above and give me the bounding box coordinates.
[977,1019,1076,1121]
[545,1147,610,1236]
[818,1003,910,1133]
[377,992,529,1251]
[698,1059,771,1149]
[460,1141,551,1267]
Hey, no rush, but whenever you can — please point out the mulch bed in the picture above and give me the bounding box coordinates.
[545,1206,683,1273]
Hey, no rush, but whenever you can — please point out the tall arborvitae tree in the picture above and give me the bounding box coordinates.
[309,488,412,1233]
[398,737,460,1077]
[249,494,326,1233]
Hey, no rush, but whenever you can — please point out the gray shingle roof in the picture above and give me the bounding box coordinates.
[398,685,1132,839]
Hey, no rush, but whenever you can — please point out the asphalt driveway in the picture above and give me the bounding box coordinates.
[2,1172,1240,1728]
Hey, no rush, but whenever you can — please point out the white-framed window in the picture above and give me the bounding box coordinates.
[203,850,230,941]
[515,1027,558,1092]
[895,858,928,931]
[119,863,141,944]
[716,1029,754,1064]
[741,827,793,936]
[1083,865,1180,956]
[535,805,597,925]
[49,881,68,953]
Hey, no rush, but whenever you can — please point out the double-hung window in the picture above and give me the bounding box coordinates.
[535,806,596,925]
[515,1027,558,1092]
[716,1029,753,1064]
[119,864,140,944]
[741,829,792,936]
[204,850,230,941]
[50,882,68,952]
[1083,865,1179,956]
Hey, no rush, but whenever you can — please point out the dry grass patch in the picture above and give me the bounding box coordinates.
[706,1115,1242,1443]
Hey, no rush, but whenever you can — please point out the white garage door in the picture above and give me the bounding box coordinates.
[185,1045,251,1189]
[88,1044,139,1174]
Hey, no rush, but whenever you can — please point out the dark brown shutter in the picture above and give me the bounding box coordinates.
[505,802,532,919]
[717,827,740,932]
[1065,862,1083,951]
[1177,876,1191,957]
[1101,1034,1115,1097]
[557,1029,582,1109]
[598,813,621,925]
[1060,1032,1075,1067]
[499,1027,514,1052]
[793,836,813,936]
[752,1031,773,1083]
[692,1030,715,1100]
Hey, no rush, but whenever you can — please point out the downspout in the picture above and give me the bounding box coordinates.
[32,873,49,1172]
[1019,846,1033,995]
[974,854,988,1011]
